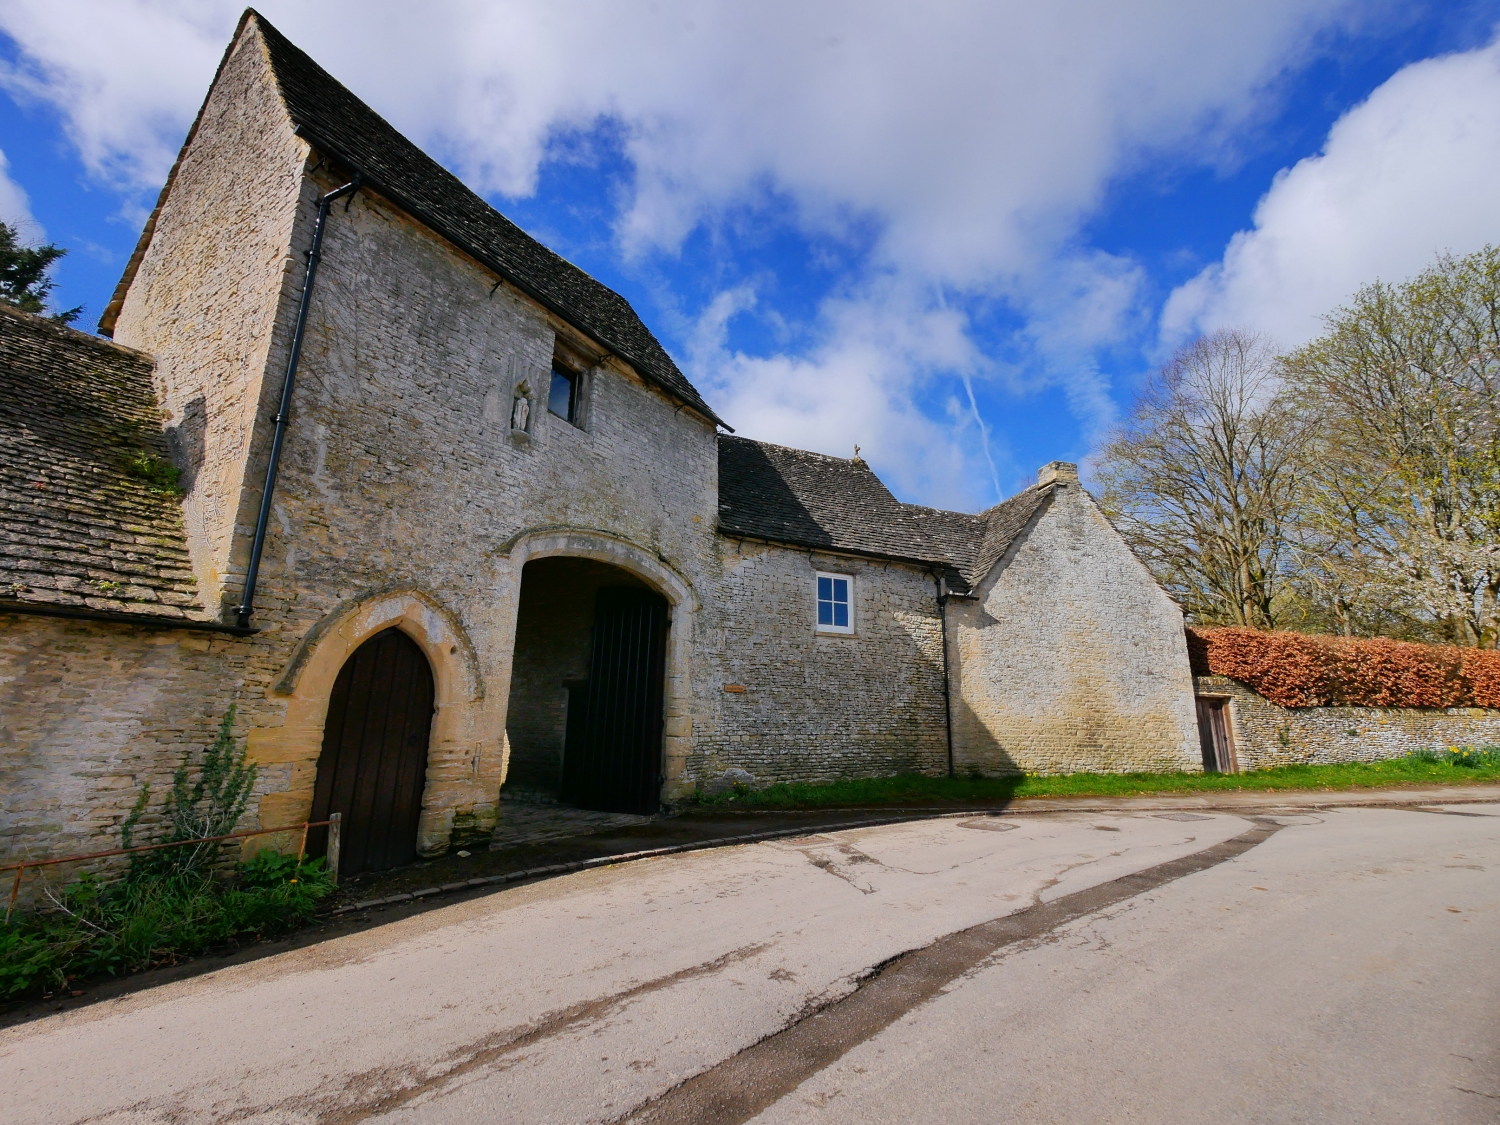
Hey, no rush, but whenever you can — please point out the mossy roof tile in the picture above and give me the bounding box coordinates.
[0,305,205,618]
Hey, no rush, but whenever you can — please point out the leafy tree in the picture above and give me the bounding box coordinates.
[0,218,81,325]
[1098,330,1308,628]
[1283,246,1500,648]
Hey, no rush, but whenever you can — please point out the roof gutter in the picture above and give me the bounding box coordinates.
[291,125,731,432]
[0,600,256,636]
[236,175,361,630]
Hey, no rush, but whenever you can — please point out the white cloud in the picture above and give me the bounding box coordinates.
[0,0,1387,505]
[1,2,1370,271]
[1164,36,1500,348]
[686,276,998,509]
[0,2,224,193]
[0,148,37,235]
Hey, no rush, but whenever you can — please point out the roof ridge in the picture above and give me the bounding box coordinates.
[246,11,726,427]
[721,434,874,467]
[897,499,985,521]
[978,483,1047,517]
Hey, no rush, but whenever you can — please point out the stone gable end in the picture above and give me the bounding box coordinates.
[949,479,1200,775]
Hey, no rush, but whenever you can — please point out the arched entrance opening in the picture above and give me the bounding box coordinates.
[505,557,669,814]
[309,627,435,875]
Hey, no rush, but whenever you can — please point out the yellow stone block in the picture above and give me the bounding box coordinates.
[247,726,320,765]
[256,790,313,828]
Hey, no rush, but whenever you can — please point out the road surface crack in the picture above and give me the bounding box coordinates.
[205,941,774,1125]
[798,846,878,894]
[1455,1086,1500,1101]
[615,818,1285,1125]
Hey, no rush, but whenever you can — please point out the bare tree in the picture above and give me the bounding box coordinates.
[1098,330,1307,628]
[1282,246,1500,648]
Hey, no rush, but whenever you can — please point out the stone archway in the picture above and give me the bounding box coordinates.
[252,587,498,858]
[502,530,697,801]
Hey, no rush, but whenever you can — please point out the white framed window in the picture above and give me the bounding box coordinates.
[815,572,854,634]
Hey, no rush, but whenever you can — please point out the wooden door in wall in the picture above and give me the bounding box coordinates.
[1195,696,1236,773]
[561,588,669,815]
[310,628,435,875]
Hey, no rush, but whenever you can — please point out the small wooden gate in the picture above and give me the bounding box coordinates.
[1196,696,1236,773]
[309,628,435,875]
[561,588,669,815]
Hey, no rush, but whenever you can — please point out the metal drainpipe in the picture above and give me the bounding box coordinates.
[933,570,956,778]
[235,176,360,630]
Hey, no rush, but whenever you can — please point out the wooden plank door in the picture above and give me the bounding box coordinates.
[1195,697,1235,773]
[561,588,669,814]
[309,628,435,875]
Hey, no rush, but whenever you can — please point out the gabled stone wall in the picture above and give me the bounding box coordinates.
[947,471,1200,775]
[5,18,725,868]
[111,27,310,613]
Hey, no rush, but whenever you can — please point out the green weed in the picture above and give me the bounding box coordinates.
[121,451,183,496]
[0,708,320,1003]
[0,853,331,1002]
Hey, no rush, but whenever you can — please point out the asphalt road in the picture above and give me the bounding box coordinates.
[5,804,1496,1124]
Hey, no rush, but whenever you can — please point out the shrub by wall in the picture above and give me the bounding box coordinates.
[1187,627,1500,709]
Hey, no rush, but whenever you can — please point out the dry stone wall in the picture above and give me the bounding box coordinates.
[1195,674,1500,769]
[948,481,1200,775]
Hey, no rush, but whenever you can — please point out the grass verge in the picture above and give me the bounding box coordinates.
[0,850,332,1003]
[691,748,1500,810]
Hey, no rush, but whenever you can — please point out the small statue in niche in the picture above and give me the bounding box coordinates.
[510,381,531,432]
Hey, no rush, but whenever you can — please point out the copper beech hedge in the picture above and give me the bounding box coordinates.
[1186,627,1500,709]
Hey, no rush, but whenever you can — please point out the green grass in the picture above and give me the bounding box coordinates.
[0,849,333,1002]
[692,747,1500,810]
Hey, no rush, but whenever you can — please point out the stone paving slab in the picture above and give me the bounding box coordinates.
[487,804,654,849]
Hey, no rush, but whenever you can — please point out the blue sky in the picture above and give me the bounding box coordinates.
[3,2,1499,511]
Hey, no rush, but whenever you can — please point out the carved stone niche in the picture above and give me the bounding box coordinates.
[504,357,538,447]
[510,380,533,434]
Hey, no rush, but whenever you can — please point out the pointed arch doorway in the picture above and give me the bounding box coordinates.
[309,627,435,875]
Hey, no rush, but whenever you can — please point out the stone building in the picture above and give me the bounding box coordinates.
[0,11,1198,878]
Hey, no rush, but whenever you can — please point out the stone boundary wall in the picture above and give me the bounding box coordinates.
[1195,674,1500,770]
[0,614,260,907]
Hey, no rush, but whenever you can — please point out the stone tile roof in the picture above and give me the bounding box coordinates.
[717,435,1055,587]
[102,10,724,429]
[0,305,203,619]
[969,486,1054,582]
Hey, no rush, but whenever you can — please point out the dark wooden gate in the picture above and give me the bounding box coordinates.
[309,628,435,875]
[561,587,669,814]
[1196,696,1236,773]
